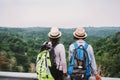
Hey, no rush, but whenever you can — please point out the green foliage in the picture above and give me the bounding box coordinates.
[93,32,120,77]
[15,53,30,72]
[0,27,120,78]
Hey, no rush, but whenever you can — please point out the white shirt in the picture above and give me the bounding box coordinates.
[54,43,67,73]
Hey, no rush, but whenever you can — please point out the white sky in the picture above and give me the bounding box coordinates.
[0,0,120,28]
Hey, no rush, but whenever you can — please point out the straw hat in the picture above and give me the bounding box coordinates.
[48,27,62,38]
[73,27,87,39]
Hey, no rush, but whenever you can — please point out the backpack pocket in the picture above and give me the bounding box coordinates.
[68,64,74,75]
[68,56,74,75]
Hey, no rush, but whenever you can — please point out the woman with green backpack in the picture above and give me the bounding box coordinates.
[36,27,68,80]
[48,27,68,80]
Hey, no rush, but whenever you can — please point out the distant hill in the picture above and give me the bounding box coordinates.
[0,27,120,39]
[0,26,120,77]
[0,26,120,50]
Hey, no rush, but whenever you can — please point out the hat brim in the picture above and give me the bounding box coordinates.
[73,32,87,39]
[48,32,62,38]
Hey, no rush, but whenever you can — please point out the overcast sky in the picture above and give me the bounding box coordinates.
[0,0,120,28]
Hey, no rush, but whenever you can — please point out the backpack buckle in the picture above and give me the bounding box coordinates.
[78,66,83,69]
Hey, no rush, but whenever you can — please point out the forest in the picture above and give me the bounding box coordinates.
[0,27,120,77]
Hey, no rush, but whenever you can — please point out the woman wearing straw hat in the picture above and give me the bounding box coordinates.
[48,27,67,80]
[68,27,102,80]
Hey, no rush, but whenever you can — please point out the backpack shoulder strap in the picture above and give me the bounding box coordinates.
[73,42,89,59]
[73,42,88,49]
[49,44,58,66]
[84,42,88,50]
[83,43,92,68]
[73,42,78,49]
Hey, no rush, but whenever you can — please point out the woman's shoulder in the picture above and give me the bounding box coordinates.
[57,43,64,47]
[55,43,65,51]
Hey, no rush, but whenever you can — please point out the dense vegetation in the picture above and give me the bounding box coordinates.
[0,27,120,77]
[93,32,120,77]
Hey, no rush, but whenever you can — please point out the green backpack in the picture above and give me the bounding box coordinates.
[36,44,54,80]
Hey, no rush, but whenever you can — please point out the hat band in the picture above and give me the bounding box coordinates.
[75,33,85,37]
[50,33,60,38]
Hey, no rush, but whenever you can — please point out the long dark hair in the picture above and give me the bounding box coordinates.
[49,37,60,47]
